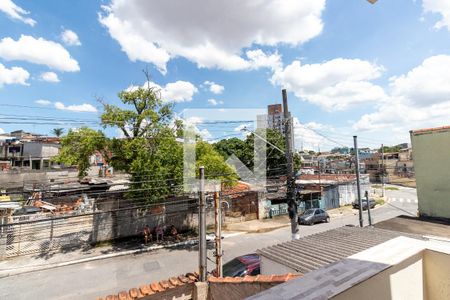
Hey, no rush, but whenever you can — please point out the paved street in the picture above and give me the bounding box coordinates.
[0,186,418,300]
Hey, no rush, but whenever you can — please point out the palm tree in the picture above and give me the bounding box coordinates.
[52,128,64,137]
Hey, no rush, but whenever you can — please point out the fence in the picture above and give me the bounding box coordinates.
[0,197,212,259]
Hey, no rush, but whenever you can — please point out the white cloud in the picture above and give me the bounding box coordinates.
[389,55,450,106]
[54,102,98,112]
[61,29,81,46]
[246,49,282,71]
[35,99,51,106]
[0,35,80,72]
[0,128,4,134]
[39,71,60,83]
[0,0,36,26]
[422,0,450,31]
[293,118,334,151]
[145,80,198,102]
[0,63,29,86]
[99,0,325,73]
[207,99,224,106]
[354,55,450,134]
[204,81,224,94]
[271,58,386,111]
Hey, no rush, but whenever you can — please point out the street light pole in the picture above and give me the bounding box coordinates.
[198,166,207,282]
[353,136,363,227]
[282,89,298,240]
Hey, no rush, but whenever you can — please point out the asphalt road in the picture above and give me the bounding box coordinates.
[0,186,418,300]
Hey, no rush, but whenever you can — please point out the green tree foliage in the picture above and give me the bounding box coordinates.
[213,128,300,177]
[52,128,64,137]
[196,141,238,184]
[379,145,401,153]
[100,74,236,202]
[56,127,107,178]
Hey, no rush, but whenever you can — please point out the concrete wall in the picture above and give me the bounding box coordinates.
[332,252,425,300]
[411,128,450,219]
[208,282,283,300]
[22,143,60,158]
[260,256,298,275]
[424,249,450,300]
[0,169,79,188]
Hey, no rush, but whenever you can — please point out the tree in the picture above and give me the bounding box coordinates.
[52,128,64,137]
[379,145,401,153]
[56,127,107,178]
[100,72,236,202]
[213,128,300,178]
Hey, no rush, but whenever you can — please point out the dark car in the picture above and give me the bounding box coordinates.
[352,199,376,210]
[298,208,330,225]
[220,253,260,277]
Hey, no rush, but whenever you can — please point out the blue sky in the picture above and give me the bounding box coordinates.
[1,0,450,150]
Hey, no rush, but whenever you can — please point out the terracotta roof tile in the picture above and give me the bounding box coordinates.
[129,288,139,299]
[242,275,257,283]
[138,285,151,296]
[118,291,128,300]
[255,275,274,283]
[101,271,199,300]
[208,274,301,284]
[159,280,171,289]
[169,277,182,286]
[150,282,164,293]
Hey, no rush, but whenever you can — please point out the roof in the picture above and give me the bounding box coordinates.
[375,215,450,239]
[97,272,199,300]
[256,226,423,274]
[208,273,301,284]
[411,125,450,135]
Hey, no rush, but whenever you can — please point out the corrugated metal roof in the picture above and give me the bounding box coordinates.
[257,226,423,274]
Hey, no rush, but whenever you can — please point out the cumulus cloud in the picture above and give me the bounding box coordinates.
[133,81,198,102]
[61,29,81,46]
[0,63,29,86]
[422,0,450,31]
[54,102,98,112]
[39,71,60,83]
[99,0,325,73]
[35,99,52,106]
[271,58,386,111]
[354,55,450,134]
[203,81,224,94]
[293,118,335,151]
[0,0,36,26]
[0,35,80,72]
[0,127,4,134]
[207,99,224,106]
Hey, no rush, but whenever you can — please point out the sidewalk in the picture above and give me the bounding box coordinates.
[0,231,244,278]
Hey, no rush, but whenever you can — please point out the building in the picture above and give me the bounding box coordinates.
[251,234,450,300]
[0,140,60,170]
[296,174,370,210]
[364,152,399,182]
[267,104,284,133]
[411,125,450,219]
[395,147,414,177]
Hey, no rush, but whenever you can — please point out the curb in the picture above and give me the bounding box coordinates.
[0,239,198,279]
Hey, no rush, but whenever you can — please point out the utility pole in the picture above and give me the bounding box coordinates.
[381,144,385,198]
[353,136,363,227]
[198,166,207,281]
[282,89,298,240]
[214,191,222,277]
[365,190,372,226]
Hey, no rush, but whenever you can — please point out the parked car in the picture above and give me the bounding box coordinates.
[215,253,260,277]
[352,199,376,210]
[298,208,330,225]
